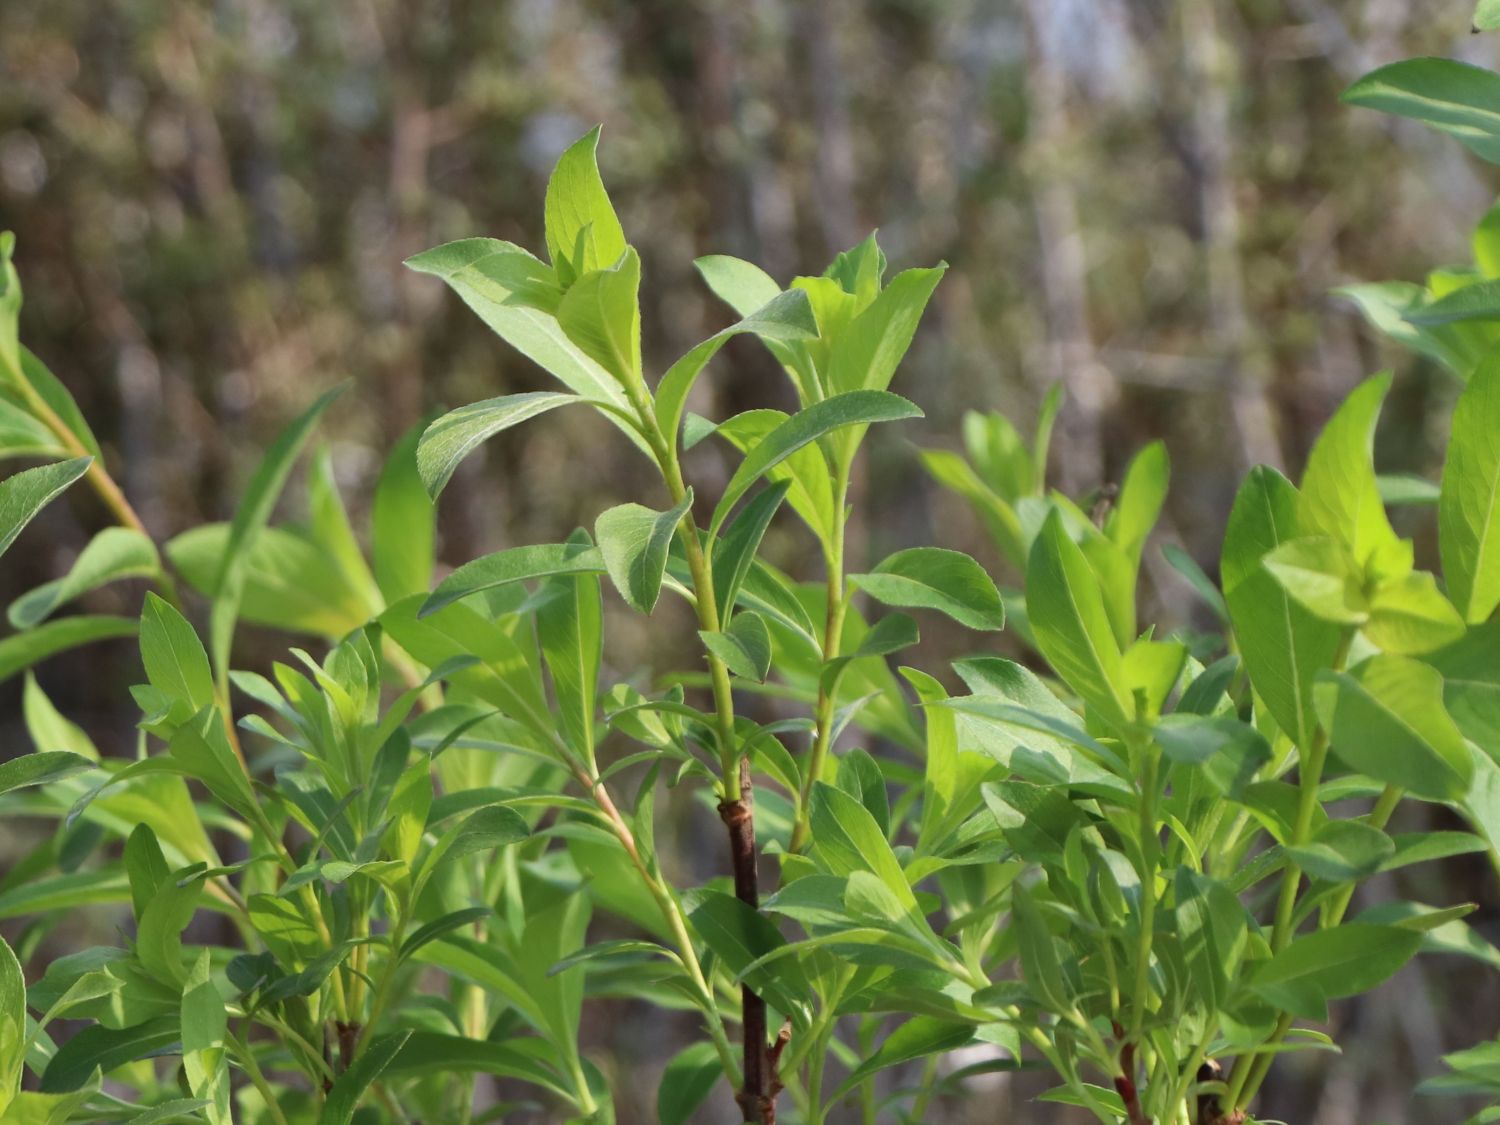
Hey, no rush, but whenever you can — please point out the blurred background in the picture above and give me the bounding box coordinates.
[2,1,1498,1121]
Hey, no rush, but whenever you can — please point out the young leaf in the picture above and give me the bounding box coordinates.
[1261,537,1367,624]
[0,457,90,561]
[543,126,627,282]
[1222,466,1343,750]
[709,390,923,536]
[1440,352,1500,622]
[699,611,772,682]
[1105,440,1169,566]
[1315,655,1473,801]
[1026,511,1131,729]
[420,542,606,617]
[1365,571,1466,655]
[1296,373,1400,566]
[139,593,215,714]
[850,546,1004,631]
[824,265,947,396]
[557,248,645,394]
[595,489,694,614]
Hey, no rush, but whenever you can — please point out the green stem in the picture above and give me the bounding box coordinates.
[790,466,850,853]
[231,1025,292,1125]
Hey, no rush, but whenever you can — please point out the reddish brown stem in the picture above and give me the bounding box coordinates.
[1114,1036,1151,1125]
[719,758,777,1124]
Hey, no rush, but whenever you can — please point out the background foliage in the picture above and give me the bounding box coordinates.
[2,1,1499,1121]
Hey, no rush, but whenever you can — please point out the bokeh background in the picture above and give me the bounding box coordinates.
[2,1,1499,1121]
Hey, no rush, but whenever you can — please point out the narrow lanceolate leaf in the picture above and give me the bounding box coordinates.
[1296,373,1399,565]
[1105,440,1169,567]
[830,1017,974,1101]
[210,384,344,680]
[372,420,436,601]
[319,1030,414,1125]
[1315,655,1473,801]
[0,751,94,796]
[709,390,923,535]
[1343,58,1500,165]
[140,593,215,713]
[1026,511,1131,729]
[0,615,137,684]
[850,546,1003,631]
[595,489,693,615]
[0,457,90,561]
[181,951,230,1125]
[1222,467,1343,750]
[699,611,771,682]
[712,480,790,618]
[40,1015,180,1092]
[824,264,947,396]
[416,392,581,499]
[654,290,818,444]
[538,533,603,757]
[420,542,606,617]
[658,1042,723,1125]
[0,932,23,1115]
[1403,278,1500,326]
[1441,353,1500,622]
[8,527,159,630]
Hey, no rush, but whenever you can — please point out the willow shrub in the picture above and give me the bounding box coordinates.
[1,48,1499,1125]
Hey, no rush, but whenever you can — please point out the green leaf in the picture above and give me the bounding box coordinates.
[1441,351,1500,622]
[1315,655,1473,801]
[1343,58,1500,165]
[416,391,580,500]
[1364,570,1466,655]
[0,615,136,685]
[180,951,229,1125]
[420,805,530,886]
[399,907,493,962]
[1296,374,1399,566]
[654,291,818,445]
[16,347,103,460]
[712,480,790,619]
[1249,923,1422,1020]
[850,546,1003,631]
[8,527,159,630]
[699,611,771,682]
[825,265,946,396]
[1222,466,1343,749]
[421,542,606,617]
[1261,536,1367,624]
[830,1017,973,1102]
[319,1030,413,1125]
[40,1015,179,1092]
[0,457,90,561]
[0,751,93,797]
[209,384,345,679]
[1011,882,1073,1012]
[709,390,923,536]
[1105,440,1169,566]
[1479,0,1500,31]
[1026,510,1131,728]
[0,932,22,1115]
[657,1042,722,1125]
[1286,821,1396,883]
[538,534,603,756]
[686,890,806,1021]
[404,239,644,451]
[372,420,436,601]
[595,489,693,614]
[808,782,915,911]
[557,250,643,388]
[1403,278,1500,326]
[139,593,215,714]
[543,126,627,283]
